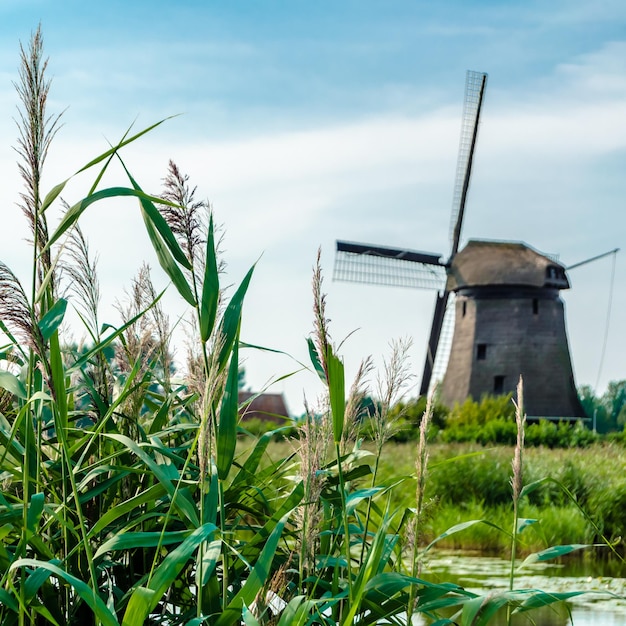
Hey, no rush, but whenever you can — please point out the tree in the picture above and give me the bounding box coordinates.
[603,380,626,428]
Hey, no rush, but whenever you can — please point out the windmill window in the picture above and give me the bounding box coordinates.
[494,375,505,394]
[462,301,467,317]
[476,344,487,360]
[533,298,539,315]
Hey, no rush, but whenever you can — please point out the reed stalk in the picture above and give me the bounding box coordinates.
[407,388,434,622]
[508,376,525,624]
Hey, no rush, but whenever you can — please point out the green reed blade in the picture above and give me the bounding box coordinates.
[424,518,510,554]
[105,434,199,527]
[242,604,261,626]
[513,589,583,614]
[44,187,174,253]
[122,523,217,625]
[230,431,273,487]
[121,586,155,626]
[520,543,592,566]
[197,538,222,587]
[217,336,240,480]
[87,484,167,538]
[217,265,254,371]
[10,559,120,626]
[37,298,67,342]
[461,593,509,626]
[141,206,196,305]
[0,370,27,399]
[276,596,319,626]
[326,346,345,443]
[215,512,291,626]
[94,530,190,562]
[25,492,45,537]
[49,330,67,432]
[122,164,192,271]
[200,214,219,342]
[39,117,175,215]
[307,337,326,382]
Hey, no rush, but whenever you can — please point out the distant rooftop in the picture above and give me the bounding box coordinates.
[238,392,290,422]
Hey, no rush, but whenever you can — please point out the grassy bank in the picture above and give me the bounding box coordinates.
[259,440,625,556]
[380,442,625,555]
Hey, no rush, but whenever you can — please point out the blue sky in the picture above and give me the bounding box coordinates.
[0,1,624,413]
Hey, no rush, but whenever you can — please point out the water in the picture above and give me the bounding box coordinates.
[413,552,626,625]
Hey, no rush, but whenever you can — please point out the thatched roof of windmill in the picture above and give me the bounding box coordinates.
[447,240,570,291]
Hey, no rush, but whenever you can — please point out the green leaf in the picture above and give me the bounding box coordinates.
[49,330,67,432]
[231,431,273,487]
[217,265,254,370]
[120,162,192,270]
[197,539,222,587]
[141,206,196,305]
[200,214,219,342]
[516,518,538,534]
[26,492,45,536]
[121,586,156,626]
[242,604,261,626]
[40,117,174,215]
[38,298,67,341]
[461,593,510,626]
[0,588,19,612]
[346,488,382,515]
[45,187,174,253]
[217,337,240,480]
[149,525,216,605]
[424,519,509,553]
[10,559,119,626]
[40,180,69,215]
[275,596,319,626]
[520,543,592,566]
[326,346,345,443]
[105,434,199,527]
[513,589,583,613]
[115,158,196,304]
[216,513,291,626]
[122,524,216,625]
[363,572,422,599]
[94,530,190,561]
[307,337,326,382]
[520,477,548,498]
[0,370,26,399]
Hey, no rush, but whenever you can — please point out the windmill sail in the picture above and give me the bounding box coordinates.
[333,241,446,290]
[419,70,488,395]
[449,71,488,255]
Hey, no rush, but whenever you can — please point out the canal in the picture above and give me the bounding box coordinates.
[414,552,626,625]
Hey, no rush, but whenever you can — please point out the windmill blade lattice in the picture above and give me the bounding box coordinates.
[333,241,446,290]
[449,70,488,254]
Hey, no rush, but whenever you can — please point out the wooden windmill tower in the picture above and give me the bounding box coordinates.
[333,70,587,418]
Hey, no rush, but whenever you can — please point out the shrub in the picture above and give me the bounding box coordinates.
[447,393,515,427]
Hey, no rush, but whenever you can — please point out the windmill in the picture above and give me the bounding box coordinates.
[333,70,590,418]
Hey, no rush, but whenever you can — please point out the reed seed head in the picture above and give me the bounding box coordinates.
[511,376,526,503]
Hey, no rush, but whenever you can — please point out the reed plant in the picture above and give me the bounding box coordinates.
[0,27,619,626]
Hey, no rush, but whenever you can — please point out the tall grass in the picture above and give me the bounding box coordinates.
[0,27,617,626]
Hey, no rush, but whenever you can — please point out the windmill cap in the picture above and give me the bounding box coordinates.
[447,239,570,291]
